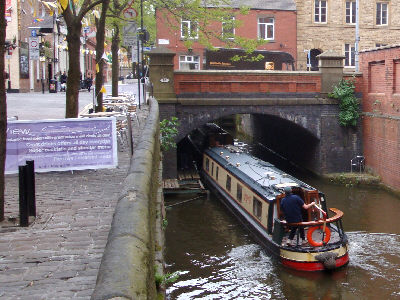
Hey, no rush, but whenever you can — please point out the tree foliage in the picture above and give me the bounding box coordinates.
[160,117,179,152]
[151,0,266,51]
[328,79,360,127]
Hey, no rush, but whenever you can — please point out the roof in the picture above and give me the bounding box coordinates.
[204,0,296,11]
[205,145,313,201]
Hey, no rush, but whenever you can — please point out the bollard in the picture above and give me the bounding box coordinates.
[19,165,29,227]
[26,160,36,217]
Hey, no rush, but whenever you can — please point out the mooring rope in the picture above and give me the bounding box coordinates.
[166,195,206,208]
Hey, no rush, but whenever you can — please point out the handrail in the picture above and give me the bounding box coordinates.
[280,208,344,227]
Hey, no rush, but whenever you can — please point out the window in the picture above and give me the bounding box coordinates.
[226,174,231,192]
[211,162,214,176]
[179,55,200,70]
[345,43,355,67]
[314,0,327,23]
[216,166,219,180]
[376,43,387,48]
[205,158,209,172]
[376,2,388,25]
[258,17,274,40]
[236,184,242,202]
[345,1,356,24]
[181,19,198,39]
[222,16,235,39]
[253,197,262,219]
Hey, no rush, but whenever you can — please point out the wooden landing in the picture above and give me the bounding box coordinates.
[163,172,206,195]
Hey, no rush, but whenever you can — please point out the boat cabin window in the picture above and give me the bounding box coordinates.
[226,174,231,191]
[216,167,219,180]
[253,197,262,220]
[237,184,242,202]
[205,158,210,172]
[211,162,214,176]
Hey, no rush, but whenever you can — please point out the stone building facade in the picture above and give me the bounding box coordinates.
[295,0,400,71]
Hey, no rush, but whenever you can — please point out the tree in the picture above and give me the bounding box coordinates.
[0,1,7,221]
[150,0,264,53]
[59,0,106,117]
[94,0,110,112]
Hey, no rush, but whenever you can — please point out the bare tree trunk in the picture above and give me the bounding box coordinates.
[0,3,7,221]
[111,25,120,97]
[65,22,83,118]
[94,0,110,112]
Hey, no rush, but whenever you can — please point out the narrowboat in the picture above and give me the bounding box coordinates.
[201,143,349,271]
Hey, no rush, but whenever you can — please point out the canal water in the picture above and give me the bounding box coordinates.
[165,145,400,300]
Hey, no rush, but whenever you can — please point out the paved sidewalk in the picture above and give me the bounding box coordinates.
[1,105,149,299]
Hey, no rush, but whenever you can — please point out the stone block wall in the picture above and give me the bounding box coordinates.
[92,98,164,299]
[295,0,400,71]
[360,46,400,190]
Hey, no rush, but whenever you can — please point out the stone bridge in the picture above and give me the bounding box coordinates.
[147,48,363,179]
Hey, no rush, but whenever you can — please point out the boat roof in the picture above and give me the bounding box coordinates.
[205,145,315,202]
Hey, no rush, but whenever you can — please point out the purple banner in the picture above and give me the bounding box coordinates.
[6,118,118,174]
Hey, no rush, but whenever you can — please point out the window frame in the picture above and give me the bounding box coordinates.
[226,174,231,192]
[376,2,388,26]
[253,197,262,220]
[258,17,274,40]
[344,43,355,67]
[222,16,235,39]
[179,55,200,70]
[181,19,199,39]
[314,0,327,23]
[236,184,242,202]
[345,1,356,24]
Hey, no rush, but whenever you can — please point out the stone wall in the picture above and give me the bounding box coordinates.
[295,0,400,71]
[91,98,165,299]
[359,46,400,190]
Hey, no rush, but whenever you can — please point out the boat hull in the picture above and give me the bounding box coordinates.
[201,170,349,271]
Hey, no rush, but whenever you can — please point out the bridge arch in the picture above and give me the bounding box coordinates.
[175,103,321,141]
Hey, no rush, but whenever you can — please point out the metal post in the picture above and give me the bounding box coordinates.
[137,38,141,109]
[19,165,29,227]
[127,114,133,156]
[355,0,360,72]
[26,160,36,217]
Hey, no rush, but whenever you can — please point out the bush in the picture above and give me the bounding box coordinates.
[328,79,359,127]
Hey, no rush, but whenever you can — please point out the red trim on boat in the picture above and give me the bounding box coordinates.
[281,253,349,271]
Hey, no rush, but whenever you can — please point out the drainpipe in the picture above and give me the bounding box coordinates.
[355,0,360,72]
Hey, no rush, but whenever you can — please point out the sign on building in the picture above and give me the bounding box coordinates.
[5,118,118,174]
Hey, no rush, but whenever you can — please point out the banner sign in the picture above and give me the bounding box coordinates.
[5,118,118,174]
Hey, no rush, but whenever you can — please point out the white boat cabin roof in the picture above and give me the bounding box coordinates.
[206,145,314,201]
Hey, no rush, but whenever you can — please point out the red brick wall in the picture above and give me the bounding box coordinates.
[174,71,321,94]
[156,8,297,70]
[359,47,400,190]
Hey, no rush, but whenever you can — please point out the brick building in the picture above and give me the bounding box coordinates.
[155,0,297,70]
[359,46,400,190]
[295,0,400,71]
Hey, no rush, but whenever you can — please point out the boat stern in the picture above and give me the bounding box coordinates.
[279,243,349,271]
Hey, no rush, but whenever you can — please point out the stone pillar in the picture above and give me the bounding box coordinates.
[147,47,178,179]
[317,50,345,95]
[147,47,177,102]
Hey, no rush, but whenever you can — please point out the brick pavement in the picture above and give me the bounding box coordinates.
[0,105,149,299]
